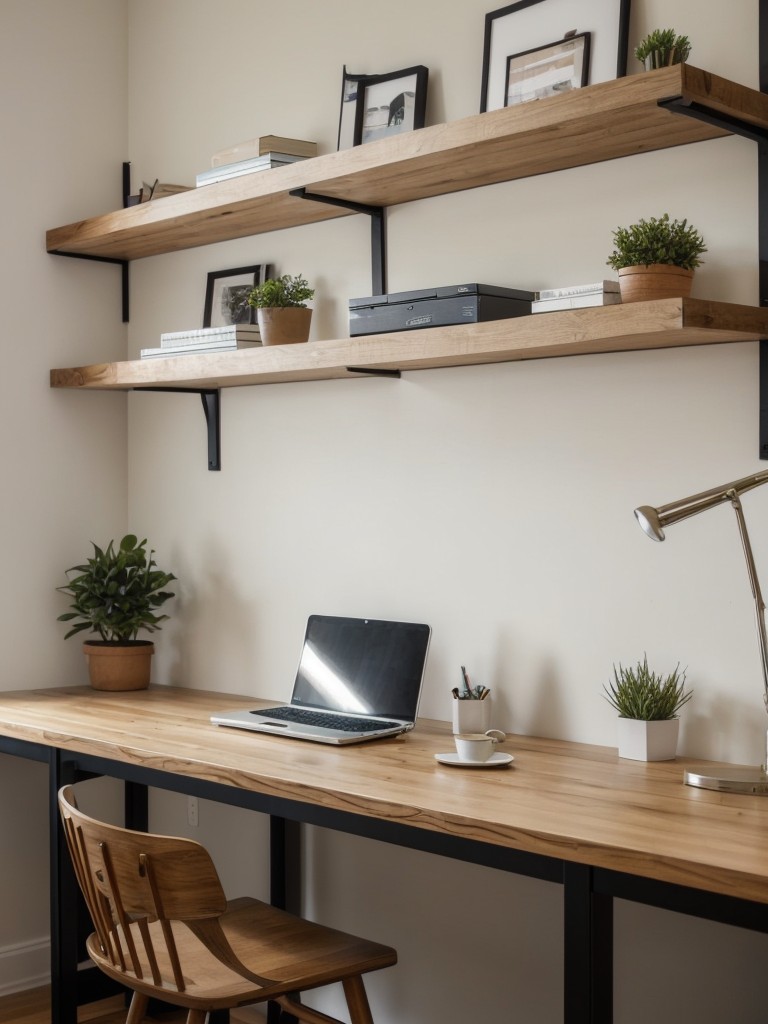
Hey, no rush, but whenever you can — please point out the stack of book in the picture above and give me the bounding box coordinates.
[532,280,621,312]
[140,324,261,360]
[197,135,318,187]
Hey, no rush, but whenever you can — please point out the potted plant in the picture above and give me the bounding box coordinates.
[603,655,692,761]
[247,273,315,346]
[606,213,707,302]
[57,534,177,691]
[634,29,692,71]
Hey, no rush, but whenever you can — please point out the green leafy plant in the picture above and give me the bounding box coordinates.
[603,656,692,720]
[57,535,177,643]
[607,213,707,271]
[634,29,691,69]
[247,274,314,309]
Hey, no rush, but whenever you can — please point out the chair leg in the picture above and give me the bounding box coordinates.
[126,992,149,1024]
[186,1011,209,1024]
[342,976,374,1024]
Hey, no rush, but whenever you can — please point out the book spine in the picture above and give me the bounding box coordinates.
[142,340,261,359]
[537,281,619,300]
[160,328,260,347]
[531,294,622,312]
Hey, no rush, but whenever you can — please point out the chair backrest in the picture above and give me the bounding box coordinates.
[58,784,228,993]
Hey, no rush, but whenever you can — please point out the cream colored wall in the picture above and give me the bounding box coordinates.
[0,0,129,992]
[124,0,768,1020]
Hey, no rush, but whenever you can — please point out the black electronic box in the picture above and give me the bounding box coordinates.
[348,283,535,337]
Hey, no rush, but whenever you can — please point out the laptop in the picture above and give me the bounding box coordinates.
[210,614,431,745]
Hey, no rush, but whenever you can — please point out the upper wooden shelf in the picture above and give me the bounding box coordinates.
[46,65,768,262]
[49,298,768,391]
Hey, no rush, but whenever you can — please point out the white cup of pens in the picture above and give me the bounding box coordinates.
[452,665,491,734]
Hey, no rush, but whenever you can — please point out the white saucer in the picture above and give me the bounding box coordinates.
[434,752,514,768]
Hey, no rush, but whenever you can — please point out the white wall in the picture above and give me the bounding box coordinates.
[0,0,128,994]
[123,1,768,1021]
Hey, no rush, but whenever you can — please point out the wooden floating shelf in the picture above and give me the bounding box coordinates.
[45,65,768,262]
[50,299,768,392]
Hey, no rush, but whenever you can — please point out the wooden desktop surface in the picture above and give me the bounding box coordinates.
[1,685,767,904]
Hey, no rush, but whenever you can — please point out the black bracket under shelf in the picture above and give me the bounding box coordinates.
[290,187,387,296]
[134,388,221,471]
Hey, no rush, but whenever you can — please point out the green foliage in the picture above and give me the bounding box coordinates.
[247,274,314,309]
[606,213,706,271]
[57,535,177,643]
[603,656,692,721]
[634,28,691,67]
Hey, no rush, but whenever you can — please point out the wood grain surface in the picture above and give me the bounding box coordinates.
[2,686,768,905]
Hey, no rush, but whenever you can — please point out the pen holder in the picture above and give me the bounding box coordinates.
[452,697,491,735]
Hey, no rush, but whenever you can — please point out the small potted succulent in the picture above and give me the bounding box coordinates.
[603,655,692,761]
[57,534,177,691]
[634,29,692,71]
[606,213,707,302]
[247,273,315,346]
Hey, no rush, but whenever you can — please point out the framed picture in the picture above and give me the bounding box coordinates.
[203,264,271,328]
[337,65,428,149]
[505,32,590,106]
[480,0,630,113]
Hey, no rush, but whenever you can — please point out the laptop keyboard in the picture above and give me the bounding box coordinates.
[253,706,398,733]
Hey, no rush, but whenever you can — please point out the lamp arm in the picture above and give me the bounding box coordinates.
[729,493,768,725]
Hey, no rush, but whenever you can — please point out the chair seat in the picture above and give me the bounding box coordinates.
[87,896,397,1011]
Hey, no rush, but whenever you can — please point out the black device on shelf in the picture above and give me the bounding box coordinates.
[348,282,535,337]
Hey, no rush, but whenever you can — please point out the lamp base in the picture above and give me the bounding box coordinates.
[684,765,768,795]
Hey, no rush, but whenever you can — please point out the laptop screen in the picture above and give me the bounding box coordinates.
[292,615,431,721]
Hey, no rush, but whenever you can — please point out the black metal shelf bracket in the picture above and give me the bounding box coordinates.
[346,366,401,378]
[134,387,221,471]
[289,187,387,296]
[664,17,768,459]
[49,250,129,323]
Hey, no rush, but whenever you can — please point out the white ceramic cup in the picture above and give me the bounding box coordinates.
[454,730,506,763]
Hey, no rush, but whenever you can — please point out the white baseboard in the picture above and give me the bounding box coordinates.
[0,936,50,997]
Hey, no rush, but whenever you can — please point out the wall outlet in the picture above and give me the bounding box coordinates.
[187,796,199,827]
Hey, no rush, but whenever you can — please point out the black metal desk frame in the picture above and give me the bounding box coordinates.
[2,733,768,1024]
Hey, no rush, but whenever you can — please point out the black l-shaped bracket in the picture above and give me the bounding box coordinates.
[289,187,387,296]
[661,90,768,459]
[134,388,221,471]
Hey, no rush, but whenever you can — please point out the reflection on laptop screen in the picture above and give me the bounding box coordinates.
[292,615,430,721]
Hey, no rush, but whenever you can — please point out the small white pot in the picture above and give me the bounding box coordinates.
[616,717,679,761]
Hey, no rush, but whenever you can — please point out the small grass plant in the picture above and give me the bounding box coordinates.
[247,274,314,309]
[603,656,692,720]
[607,213,706,271]
[634,29,691,69]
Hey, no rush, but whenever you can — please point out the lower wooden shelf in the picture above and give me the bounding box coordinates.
[50,298,768,392]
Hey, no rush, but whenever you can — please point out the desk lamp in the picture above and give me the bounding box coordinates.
[634,470,768,794]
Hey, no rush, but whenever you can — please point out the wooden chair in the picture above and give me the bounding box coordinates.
[58,785,397,1024]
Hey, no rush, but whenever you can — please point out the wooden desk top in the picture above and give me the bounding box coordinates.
[1,685,768,905]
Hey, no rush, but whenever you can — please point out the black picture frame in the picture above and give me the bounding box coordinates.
[337,65,428,150]
[505,32,590,106]
[203,264,271,328]
[480,0,630,113]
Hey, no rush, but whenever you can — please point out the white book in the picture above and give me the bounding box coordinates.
[160,324,261,349]
[537,280,620,300]
[531,293,622,312]
[196,153,305,187]
[142,338,261,359]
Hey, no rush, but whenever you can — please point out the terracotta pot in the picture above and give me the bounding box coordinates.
[83,641,154,691]
[616,717,679,761]
[257,307,312,346]
[618,265,694,303]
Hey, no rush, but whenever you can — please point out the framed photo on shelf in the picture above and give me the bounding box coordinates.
[480,0,630,113]
[203,264,271,328]
[505,32,590,106]
[337,65,428,149]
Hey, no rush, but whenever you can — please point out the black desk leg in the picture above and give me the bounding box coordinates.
[563,862,613,1024]
[268,816,302,1024]
[49,752,80,1024]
